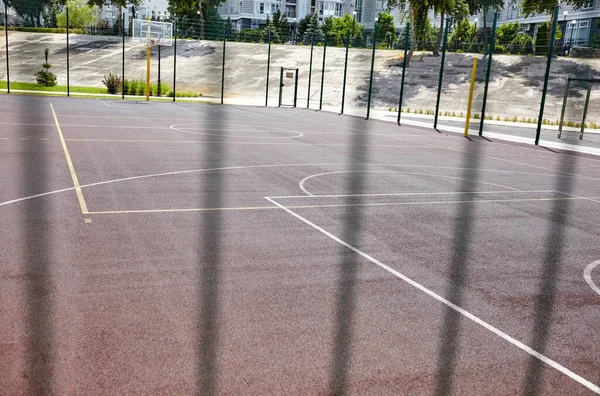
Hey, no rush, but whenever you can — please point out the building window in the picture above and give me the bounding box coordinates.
[239,1,243,12]
[260,3,264,13]
[566,20,591,46]
[581,0,595,10]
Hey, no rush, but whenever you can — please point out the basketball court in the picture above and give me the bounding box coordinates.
[0,94,599,394]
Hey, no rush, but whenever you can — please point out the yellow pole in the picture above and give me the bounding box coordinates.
[464,57,478,137]
[146,18,151,101]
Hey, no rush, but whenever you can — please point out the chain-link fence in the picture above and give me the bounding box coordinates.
[1,3,599,143]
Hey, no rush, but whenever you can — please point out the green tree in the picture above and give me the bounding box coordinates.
[87,0,141,34]
[376,11,395,46]
[166,0,225,38]
[534,21,563,54]
[297,13,311,38]
[496,21,519,45]
[272,9,289,41]
[327,14,365,47]
[7,0,54,27]
[57,0,99,28]
[302,12,322,44]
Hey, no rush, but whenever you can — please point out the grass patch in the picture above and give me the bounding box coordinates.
[0,80,106,93]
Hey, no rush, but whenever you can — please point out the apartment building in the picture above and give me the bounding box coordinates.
[498,0,599,46]
[217,0,411,31]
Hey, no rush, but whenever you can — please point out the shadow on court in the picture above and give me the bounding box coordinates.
[329,117,370,395]
[22,97,53,394]
[524,147,576,395]
[197,106,226,395]
[434,137,482,395]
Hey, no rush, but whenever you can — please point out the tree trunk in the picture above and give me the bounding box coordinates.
[198,0,205,39]
[117,13,122,36]
[547,8,554,46]
[433,11,444,56]
[407,6,416,63]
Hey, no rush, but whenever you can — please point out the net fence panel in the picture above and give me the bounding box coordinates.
[67,26,122,96]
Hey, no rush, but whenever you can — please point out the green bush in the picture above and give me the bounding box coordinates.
[122,79,169,97]
[35,48,57,87]
[509,33,534,55]
[496,22,520,45]
[494,44,506,54]
[102,73,121,94]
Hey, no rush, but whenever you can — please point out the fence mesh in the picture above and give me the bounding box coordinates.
[1,2,599,137]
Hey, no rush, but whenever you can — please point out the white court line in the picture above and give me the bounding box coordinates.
[264,196,600,395]
[270,190,556,199]
[96,98,111,107]
[584,260,600,296]
[170,123,304,138]
[298,170,521,196]
[552,191,600,205]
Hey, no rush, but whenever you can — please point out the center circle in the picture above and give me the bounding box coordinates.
[170,124,303,139]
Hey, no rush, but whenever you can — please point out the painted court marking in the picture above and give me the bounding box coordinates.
[50,103,89,215]
[298,170,521,196]
[584,260,600,296]
[264,196,600,395]
[170,123,304,139]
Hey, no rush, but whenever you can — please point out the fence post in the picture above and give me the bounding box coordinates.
[122,12,125,99]
[580,80,592,140]
[434,17,450,129]
[279,67,283,107]
[221,23,226,104]
[294,68,298,107]
[173,19,177,102]
[366,23,378,119]
[478,12,498,136]
[4,1,9,94]
[397,22,410,125]
[319,29,328,110]
[341,29,350,114]
[66,7,70,97]
[535,5,560,145]
[307,33,314,108]
[157,45,161,96]
[557,77,570,139]
[266,28,272,106]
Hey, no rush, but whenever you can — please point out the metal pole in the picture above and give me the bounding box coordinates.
[366,23,377,119]
[319,29,327,110]
[464,58,479,137]
[294,68,298,107]
[478,12,498,136]
[580,80,592,139]
[122,12,125,99]
[266,28,271,106]
[557,78,570,139]
[341,29,350,114]
[4,1,9,94]
[66,7,70,97]
[221,23,226,104]
[173,19,177,102]
[434,18,450,129]
[397,22,410,125]
[157,45,161,96]
[535,6,560,145]
[307,33,314,108]
[279,67,283,107]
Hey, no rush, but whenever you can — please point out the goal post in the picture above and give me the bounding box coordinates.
[278,67,299,108]
[558,77,599,140]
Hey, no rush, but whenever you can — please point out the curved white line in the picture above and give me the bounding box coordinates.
[299,170,521,197]
[0,163,334,208]
[584,260,600,296]
[0,163,593,210]
[170,124,304,139]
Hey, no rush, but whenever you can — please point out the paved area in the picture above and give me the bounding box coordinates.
[1,30,599,123]
[1,95,600,395]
